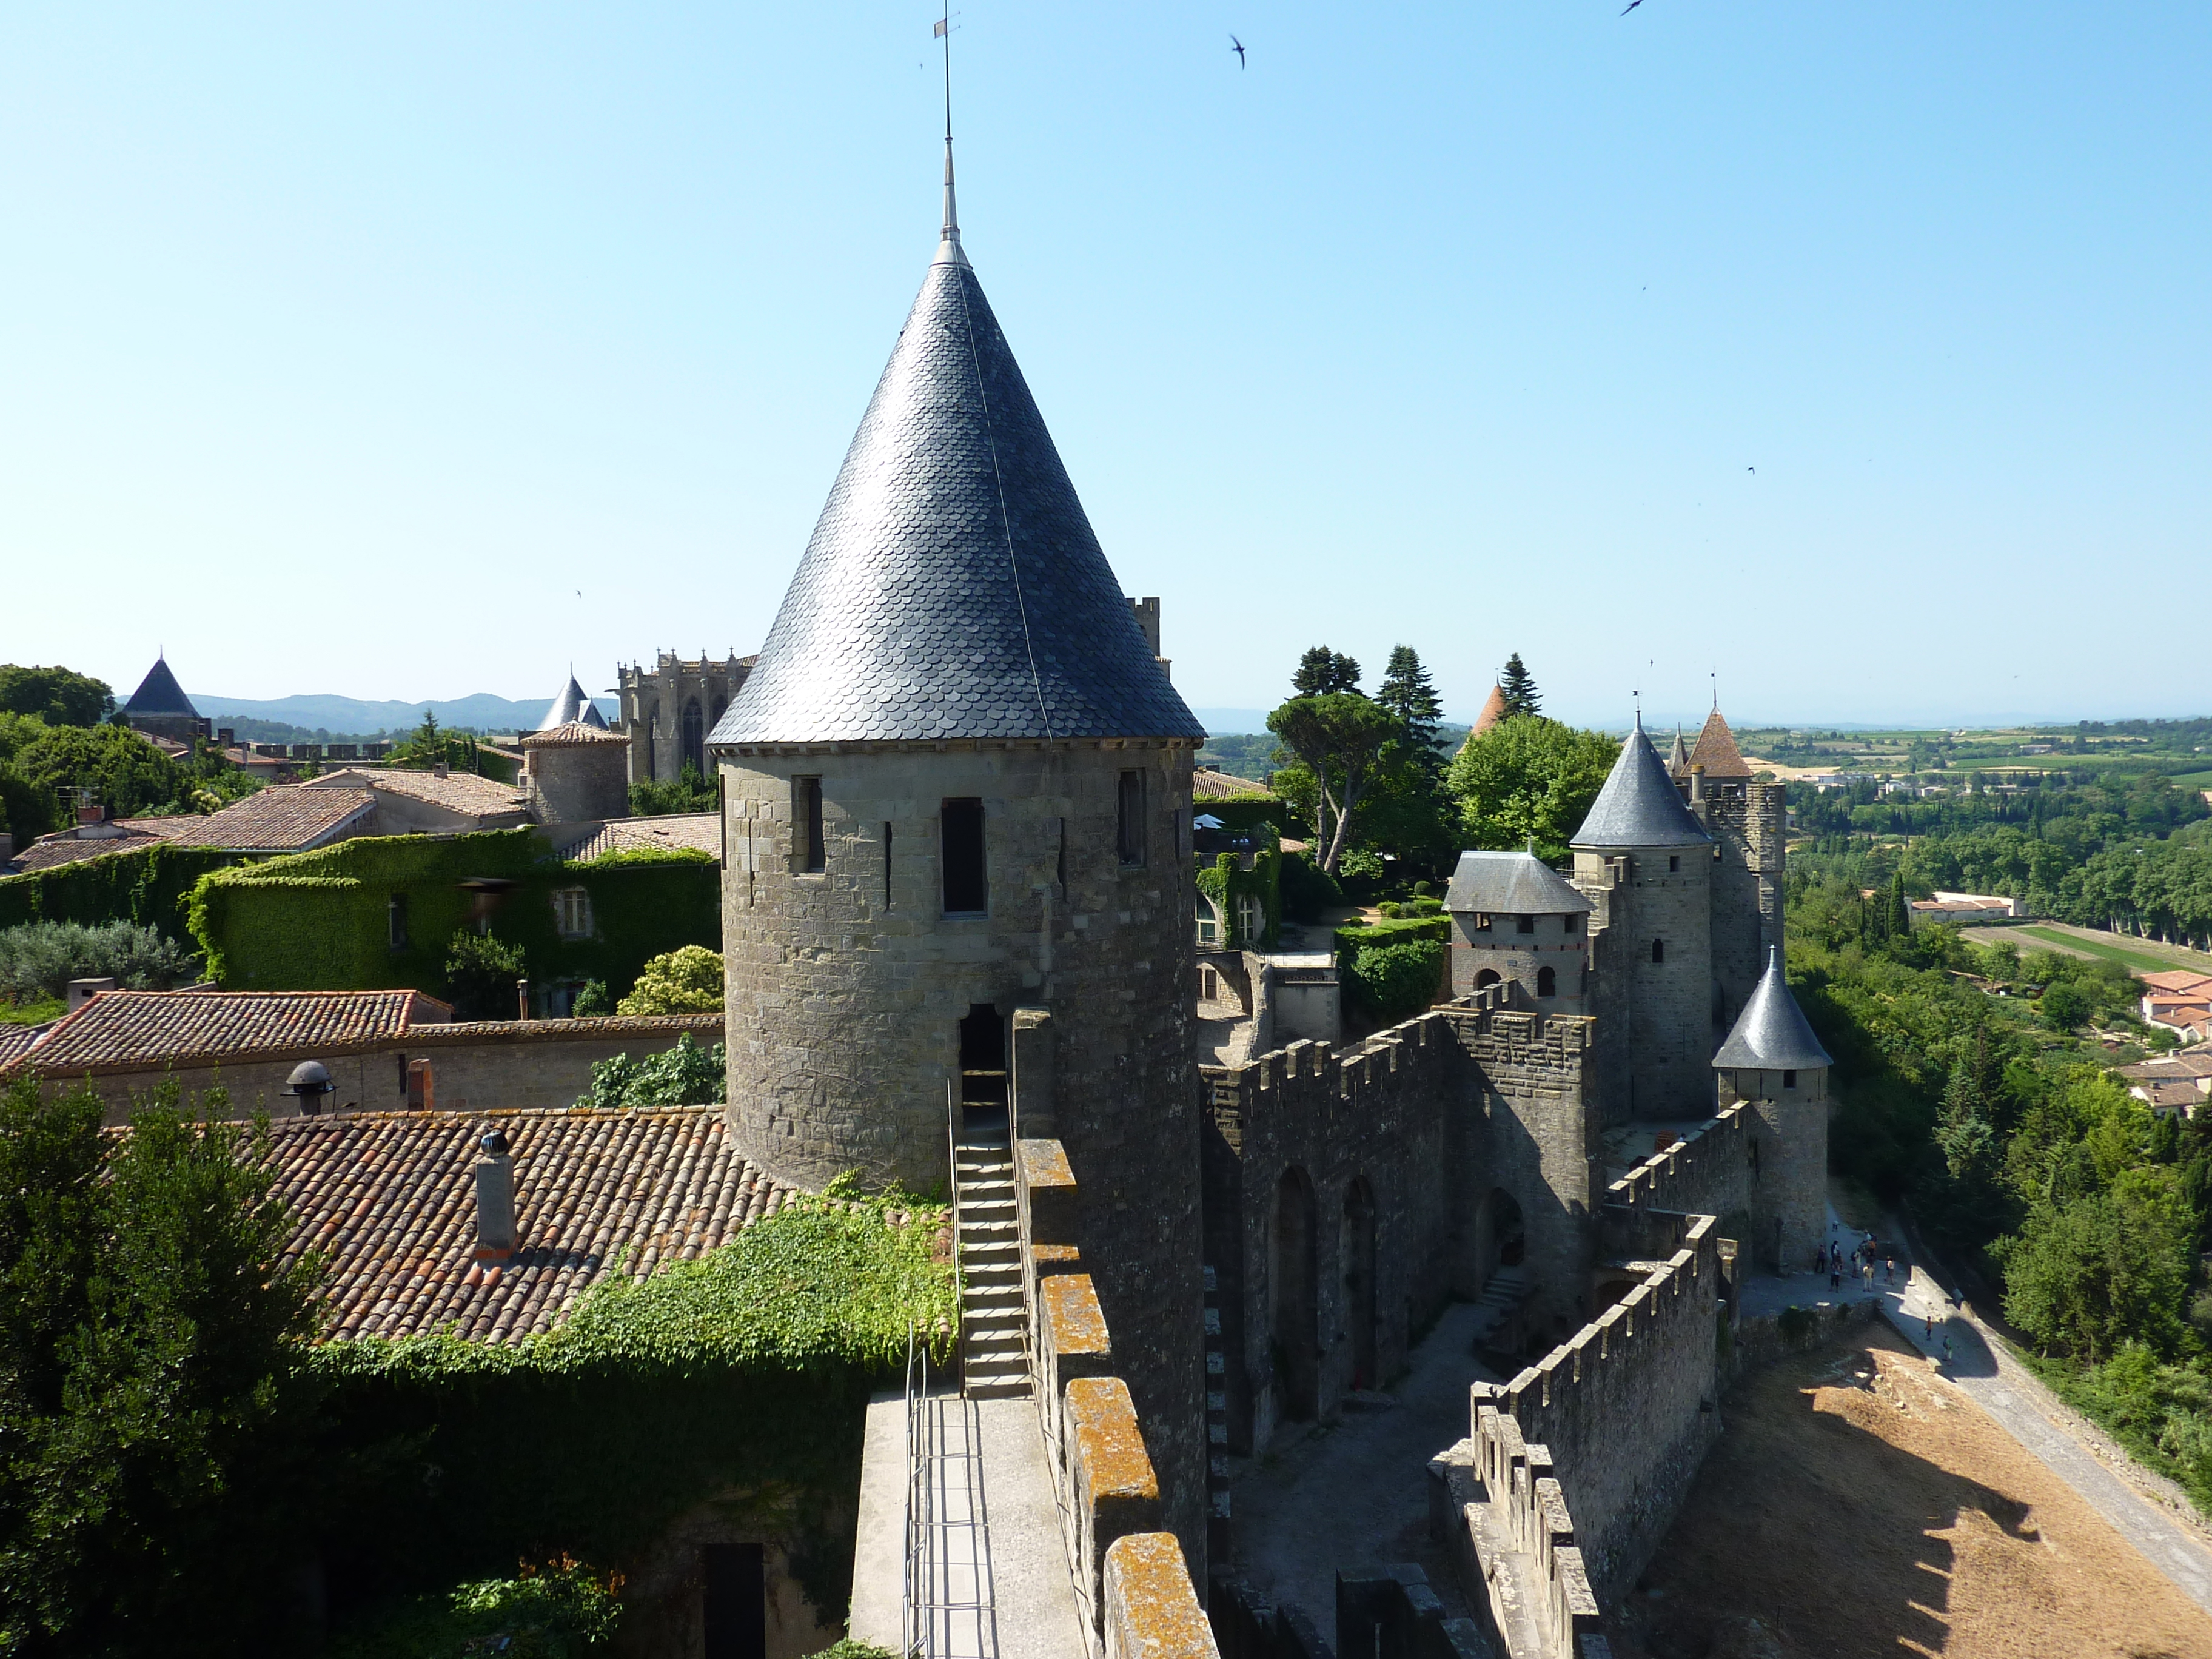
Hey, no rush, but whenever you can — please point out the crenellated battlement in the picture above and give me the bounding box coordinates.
[1603,1104,1749,1225]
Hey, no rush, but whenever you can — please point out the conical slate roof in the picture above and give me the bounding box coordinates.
[1571,717,1712,850]
[708,166,1202,747]
[1714,947,1832,1071]
[124,657,197,716]
[1686,706,1751,779]
[538,674,606,732]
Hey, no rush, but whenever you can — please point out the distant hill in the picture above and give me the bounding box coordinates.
[192,692,619,737]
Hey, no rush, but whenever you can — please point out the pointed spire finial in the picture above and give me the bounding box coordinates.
[934,7,970,269]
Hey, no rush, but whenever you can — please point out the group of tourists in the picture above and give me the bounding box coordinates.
[1812,1232,1900,1293]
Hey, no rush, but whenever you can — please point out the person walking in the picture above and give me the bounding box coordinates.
[1942,1330,1955,1368]
[1923,1309,1935,1340]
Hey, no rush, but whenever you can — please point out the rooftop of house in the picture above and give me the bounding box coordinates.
[524,721,627,748]
[1470,683,1508,738]
[552,813,720,863]
[140,786,378,852]
[1192,768,1274,800]
[1,988,452,1080]
[5,828,172,874]
[2119,1051,2212,1081]
[267,1105,798,1343]
[538,673,608,731]
[2141,970,2212,996]
[2137,1078,2204,1111]
[0,1025,49,1068]
[708,153,1201,748]
[309,766,526,817]
[1444,849,1593,916]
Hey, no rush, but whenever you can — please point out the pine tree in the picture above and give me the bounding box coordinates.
[1497,653,1541,720]
[1375,646,1443,759]
[1292,646,1362,697]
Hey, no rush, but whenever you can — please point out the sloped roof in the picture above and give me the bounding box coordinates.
[150,786,377,851]
[1,988,450,1079]
[1713,948,1832,1071]
[1444,850,1593,915]
[523,721,626,748]
[1686,706,1752,779]
[264,1105,799,1343]
[1470,684,1508,738]
[1667,729,1690,776]
[2141,970,2212,996]
[5,830,172,874]
[124,657,198,716]
[552,813,720,862]
[539,675,608,731]
[1193,768,1274,800]
[1570,719,1711,851]
[312,768,526,818]
[709,172,1202,746]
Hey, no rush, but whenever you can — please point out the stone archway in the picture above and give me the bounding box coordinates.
[1271,1167,1319,1421]
[1475,968,1501,991]
[1343,1176,1378,1391]
[1475,1185,1526,1290]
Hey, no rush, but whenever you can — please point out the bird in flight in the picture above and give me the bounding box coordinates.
[1746,467,1755,475]
[1230,33,1246,69]
[1621,0,1643,12]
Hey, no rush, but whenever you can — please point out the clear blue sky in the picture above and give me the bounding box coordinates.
[4,3,2207,732]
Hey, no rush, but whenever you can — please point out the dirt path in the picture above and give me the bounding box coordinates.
[1618,1324,2212,1659]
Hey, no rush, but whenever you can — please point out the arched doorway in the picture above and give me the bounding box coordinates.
[1271,1168,1319,1421]
[1478,1186,1526,1289]
[681,697,705,779]
[1343,1178,1378,1391]
[957,1004,1007,1110]
[1475,968,1501,991]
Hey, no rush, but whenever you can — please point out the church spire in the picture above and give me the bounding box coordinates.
[934,8,968,270]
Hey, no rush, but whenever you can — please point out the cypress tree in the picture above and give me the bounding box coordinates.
[1497,654,1541,720]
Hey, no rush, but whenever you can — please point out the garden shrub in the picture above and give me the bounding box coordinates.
[1346,938,1446,1022]
[329,1561,621,1658]
[617,945,723,1015]
[0,919,201,1002]
[444,929,527,1021]
[574,1034,726,1110]
[571,978,612,1017]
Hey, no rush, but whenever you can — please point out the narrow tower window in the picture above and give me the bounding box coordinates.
[794,777,825,874]
[1537,965,1557,997]
[1117,769,1147,868]
[1668,854,1680,873]
[1563,913,1579,934]
[942,798,987,914]
[1782,1069,1797,1088]
[387,893,409,950]
[1056,817,1068,892]
[1651,937,1666,964]
[883,822,894,910]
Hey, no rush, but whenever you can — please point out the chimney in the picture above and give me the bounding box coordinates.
[516,978,532,1021]
[473,1130,518,1260]
[76,802,109,830]
[0,833,12,863]
[1689,763,1706,805]
[217,727,235,748]
[66,977,116,1011]
[433,762,451,779]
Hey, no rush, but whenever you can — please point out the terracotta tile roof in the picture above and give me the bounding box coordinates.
[2120,1051,2212,1081]
[0,1025,51,1067]
[523,722,628,748]
[2142,970,2212,996]
[2138,1079,2203,1111]
[2,989,451,1080]
[1471,683,1508,738]
[411,1011,724,1046]
[1191,768,1274,800]
[311,768,526,817]
[552,814,721,863]
[5,830,170,873]
[150,786,378,851]
[269,1105,797,1342]
[1685,707,1752,779]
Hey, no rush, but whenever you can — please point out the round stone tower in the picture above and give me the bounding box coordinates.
[1714,946,1832,1272]
[1572,716,1715,1119]
[520,723,629,823]
[708,146,1208,1563]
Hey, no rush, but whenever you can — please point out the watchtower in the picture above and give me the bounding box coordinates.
[1714,947,1832,1271]
[709,146,1208,1563]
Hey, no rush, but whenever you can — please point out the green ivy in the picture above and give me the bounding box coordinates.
[185,829,718,1002]
[0,842,237,935]
[1192,843,1282,951]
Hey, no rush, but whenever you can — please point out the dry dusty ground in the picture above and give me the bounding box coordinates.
[1613,1323,2212,1659]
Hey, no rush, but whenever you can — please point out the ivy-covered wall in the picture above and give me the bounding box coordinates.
[0,843,239,936]
[1195,843,1282,951]
[187,830,719,998]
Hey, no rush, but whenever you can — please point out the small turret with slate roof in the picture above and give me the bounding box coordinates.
[537,673,608,732]
[1715,946,1832,1269]
[712,137,1205,1564]
[122,655,210,745]
[1444,847,1594,1010]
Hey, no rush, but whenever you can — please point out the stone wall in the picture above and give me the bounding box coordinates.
[1695,782,1785,1030]
[719,736,1207,1569]
[1575,846,1714,1122]
[1717,1065,1829,1273]
[41,1013,722,1125]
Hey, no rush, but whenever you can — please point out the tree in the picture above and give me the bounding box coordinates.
[1292,646,1362,697]
[2040,982,2090,1033]
[385,711,480,774]
[618,946,725,1015]
[1375,646,1444,774]
[0,665,114,729]
[1265,694,1401,874]
[10,723,184,820]
[0,1077,325,1652]
[444,929,527,1021]
[1999,1172,2193,1360]
[1497,654,1541,721]
[1444,717,1619,862]
[630,762,717,817]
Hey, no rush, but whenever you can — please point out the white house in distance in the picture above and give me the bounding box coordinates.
[1908,891,2019,928]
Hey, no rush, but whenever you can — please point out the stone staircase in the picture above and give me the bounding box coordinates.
[1469,1265,1530,1375]
[955,1111,1028,1400]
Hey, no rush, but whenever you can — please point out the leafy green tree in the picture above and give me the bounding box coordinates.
[0,665,114,729]
[1344,938,1446,1022]
[444,929,527,1021]
[1496,653,1541,721]
[1265,694,1400,874]
[2040,981,2090,1032]
[571,978,612,1018]
[1291,647,1362,697]
[0,922,201,1004]
[1444,717,1618,862]
[629,762,717,817]
[0,1077,325,1654]
[1998,1171,2193,1360]
[9,723,184,820]
[384,711,481,774]
[575,1034,727,1109]
[617,945,724,1015]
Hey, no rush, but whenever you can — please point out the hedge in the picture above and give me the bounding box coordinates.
[187,829,719,1000]
[1332,914,1451,968]
[0,842,238,936]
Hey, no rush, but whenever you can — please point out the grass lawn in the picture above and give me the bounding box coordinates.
[2172,768,2212,792]
[0,996,65,1027]
[2013,925,2191,976]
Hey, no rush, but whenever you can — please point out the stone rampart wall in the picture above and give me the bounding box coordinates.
[1600,1105,1749,1241]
